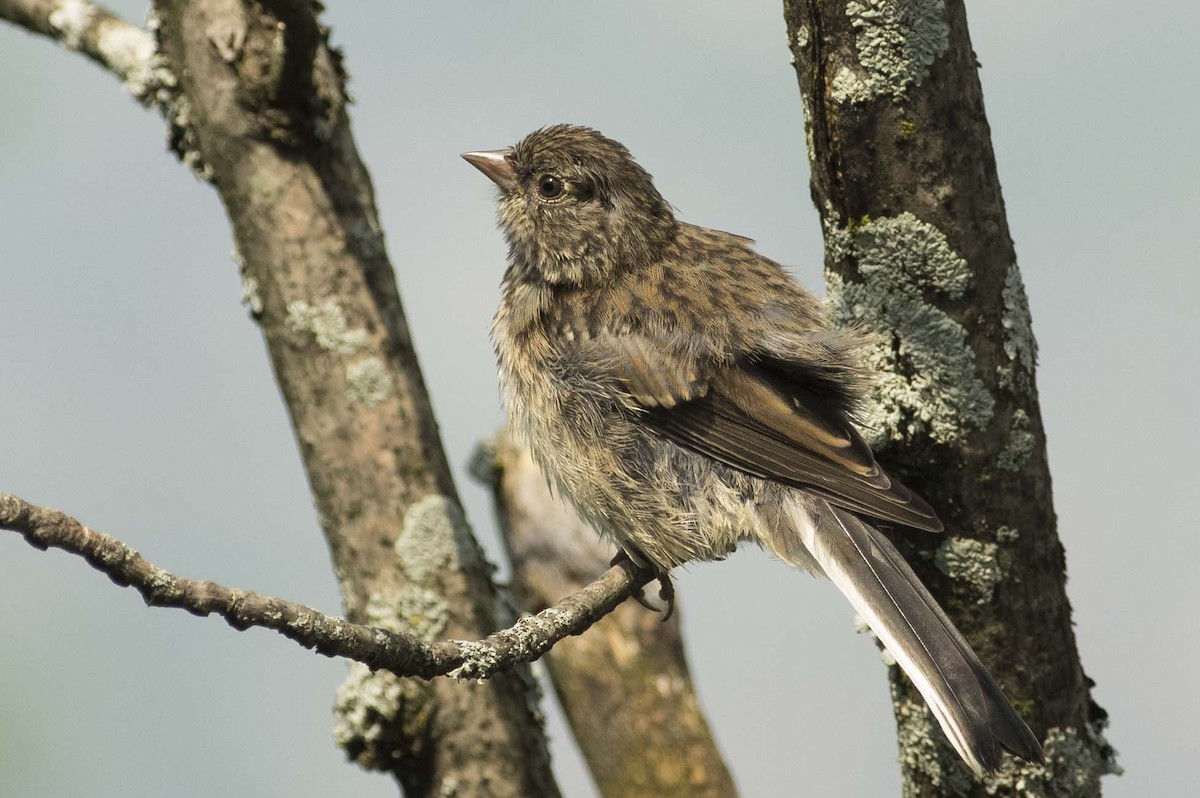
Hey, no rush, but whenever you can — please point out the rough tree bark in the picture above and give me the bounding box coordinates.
[145,3,560,795]
[781,1,1118,796]
[1,1,1124,795]
[474,434,739,798]
[0,1,561,795]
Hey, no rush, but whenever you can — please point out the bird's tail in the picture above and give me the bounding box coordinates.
[777,497,1045,774]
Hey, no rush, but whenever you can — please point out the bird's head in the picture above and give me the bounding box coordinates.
[464,125,677,287]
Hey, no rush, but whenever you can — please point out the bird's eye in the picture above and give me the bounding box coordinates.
[537,174,565,199]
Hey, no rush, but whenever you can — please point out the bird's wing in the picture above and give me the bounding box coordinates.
[579,334,942,532]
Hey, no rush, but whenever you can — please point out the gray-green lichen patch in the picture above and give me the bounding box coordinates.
[49,1,95,50]
[980,725,1119,797]
[487,587,551,725]
[825,212,994,447]
[395,495,474,584]
[848,212,971,295]
[995,525,1020,543]
[893,691,976,794]
[997,409,1035,471]
[165,92,210,179]
[364,587,449,644]
[285,300,369,354]
[389,585,450,642]
[332,660,406,766]
[109,32,169,103]
[284,301,395,407]
[50,0,171,104]
[1000,263,1038,391]
[451,607,577,681]
[840,0,951,104]
[448,639,503,681]
[332,590,439,768]
[823,201,849,257]
[934,537,1002,604]
[437,776,463,798]
[240,275,263,315]
[346,356,392,407]
[831,66,873,104]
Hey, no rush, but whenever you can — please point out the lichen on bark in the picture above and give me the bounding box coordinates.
[825,211,993,448]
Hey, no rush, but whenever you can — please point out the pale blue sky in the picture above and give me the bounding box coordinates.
[2,2,1197,796]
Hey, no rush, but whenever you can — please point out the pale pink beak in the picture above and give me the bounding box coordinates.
[462,149,518,191]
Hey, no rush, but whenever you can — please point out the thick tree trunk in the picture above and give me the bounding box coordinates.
[476,433,739,798]
[781,1,1118,795]
[150,3,559,796]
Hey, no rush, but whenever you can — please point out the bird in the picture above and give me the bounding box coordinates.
[463,124,1044,775]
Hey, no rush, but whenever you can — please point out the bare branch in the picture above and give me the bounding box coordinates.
[0,0,173,104]
[0,492,652,680]
[479,435,741,798]
[5,0,562,787]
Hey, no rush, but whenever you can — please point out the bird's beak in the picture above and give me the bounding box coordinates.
[462,149,518,191]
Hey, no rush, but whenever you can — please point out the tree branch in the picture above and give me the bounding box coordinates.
[0,0,172,105]
[782,1,1114,794]
[477,434,740,798]
[0,492,651,680]
[6,0,568,789]
[141,2,561,790]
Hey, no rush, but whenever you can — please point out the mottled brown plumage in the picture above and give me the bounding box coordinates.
[465,125,1043,775]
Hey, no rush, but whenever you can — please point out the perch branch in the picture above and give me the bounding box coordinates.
[0,492,651,680]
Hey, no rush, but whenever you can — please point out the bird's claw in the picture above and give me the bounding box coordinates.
[610,550,675,622]
[630,589,662,614]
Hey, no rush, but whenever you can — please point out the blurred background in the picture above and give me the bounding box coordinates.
[2,1,1196,795]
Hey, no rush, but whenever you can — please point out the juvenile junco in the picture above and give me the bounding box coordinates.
[464,124,1043,774]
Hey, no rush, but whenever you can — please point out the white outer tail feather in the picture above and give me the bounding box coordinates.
[783,496,988,775]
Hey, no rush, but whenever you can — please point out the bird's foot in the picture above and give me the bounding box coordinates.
[609,550,675,622]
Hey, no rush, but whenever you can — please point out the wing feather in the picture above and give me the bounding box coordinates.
[578,334,942,532]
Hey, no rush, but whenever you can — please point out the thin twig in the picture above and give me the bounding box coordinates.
[0,0,173,105]
[0,493,651,679]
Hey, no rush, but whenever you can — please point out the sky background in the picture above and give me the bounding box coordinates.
[2,1,1197,796]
